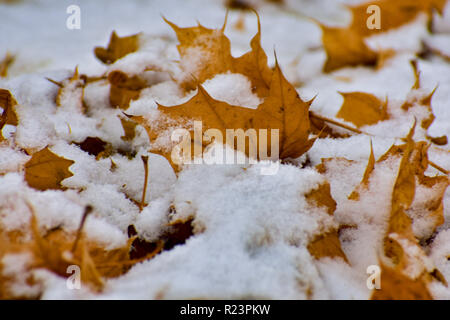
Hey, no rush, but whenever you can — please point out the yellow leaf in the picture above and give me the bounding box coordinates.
[348,140,375,200]
[108,71,147,109]
[24,147,74,191]
[336,92,388,128]
[349,0,447,36]
[120,116,138,141]
[371,262,432,300]
[94,31,140,64]
[320,26,378,73]
[319,0,446,72]
[386,123,416,238]
[307,230,348,262]
[0,89,18,141]
[305,181,336,216]
[134,62,314,171]
[165,13,272,97]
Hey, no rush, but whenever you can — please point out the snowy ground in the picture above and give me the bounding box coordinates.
[1,0,450,299]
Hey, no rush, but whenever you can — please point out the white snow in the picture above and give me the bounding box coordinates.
[1,0,450,300]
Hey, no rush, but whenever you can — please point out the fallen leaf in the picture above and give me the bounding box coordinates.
[319,0,446,72]
[336,92,388,128]
[0,52,14,78]
[24,147,74,191]
[371,262,433,300]
[349,0,447,36]
[134,60,314,171]
[305,180,347,262]
[120,116,138,141]
[401,61,446,145]
[165,13,272,97]
[305,181,336,215]
[75,137,107,156]
[0,89,18,141]
[348,140,375,200]
[307,230,348,262]
[94,31,140,64]
[320,26,378,72]
[108,70,147,109]
[371,124,447,299]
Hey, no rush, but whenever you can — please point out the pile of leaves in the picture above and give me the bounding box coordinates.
[1,0,450,299]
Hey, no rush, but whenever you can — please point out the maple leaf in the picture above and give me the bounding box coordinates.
[320,26,378,73]
[0,89,18,142]
[371,262,433,300]
[401,60,446,145]
[319,0,446,72]
[307,230,348,262]
[134,60,314,171]
[165,13,272,97]
[305,181,348,262]
[119,116,138,141]
[0,205,163,297]
[108,70,147,109]
[0,207,104,295]
[94,31,140,64]
[336,92,388,128]
[24,147,74,191]
[348,140,375,200]
[130,15,316,171]
[349,0,447,36]
[305,181,336,216]
[370,124,448,299]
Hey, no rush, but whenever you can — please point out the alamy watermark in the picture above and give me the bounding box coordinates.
[66,264,81,290]
[366,265,381,290]
[366,4,381,30]
[66,5,81,30]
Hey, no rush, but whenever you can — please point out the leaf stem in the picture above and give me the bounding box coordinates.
[72,205,93,253]
[139,155,149,212]
[309,112,365,135]
[429,160,449,175]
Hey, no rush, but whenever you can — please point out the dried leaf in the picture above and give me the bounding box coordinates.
[320,26,378,72]
[94,31,140,64]
[348,140,375,200]
[108,71,147,109]
[336,92,388,128]
[0,52,14,78]
[371,123,448,299]
[165,13,272,97]
[307,230,348,262]
[24,147,74,191]
[349,0,447,36]
[371,262,432,300]
[305,181,336,215]
[386,123,416,239]
[134,61,314,171]
[401,62,446,145]
[305,180,346,262]
[0,89,18,141]
[320,0,446,72]
[76,137,107,156]
[120,116,138,141]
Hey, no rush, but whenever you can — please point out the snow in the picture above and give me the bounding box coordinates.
[202,73,262,108]
[1,0,450,300]
[95,163,337,299]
